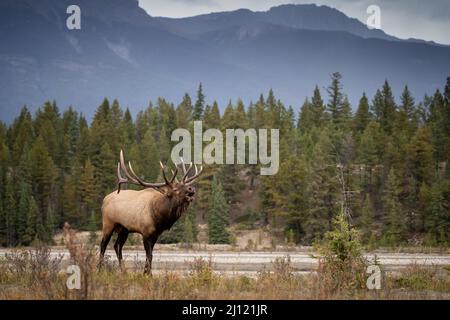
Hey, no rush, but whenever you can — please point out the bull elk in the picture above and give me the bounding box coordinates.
[100,150,202,274]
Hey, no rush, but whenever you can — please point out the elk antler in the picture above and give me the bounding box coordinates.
[179,157,194,182]
[117,150,168,193]
[185,164,203,185]
[117,151,201,192]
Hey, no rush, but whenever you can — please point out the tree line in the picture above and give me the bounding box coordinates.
[0,74,449,247]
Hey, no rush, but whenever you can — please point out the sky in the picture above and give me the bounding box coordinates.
[138,0,450,45]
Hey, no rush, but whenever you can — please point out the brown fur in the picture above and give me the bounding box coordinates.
[99,183,195,274]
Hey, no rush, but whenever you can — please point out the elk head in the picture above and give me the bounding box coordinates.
[116,150,202,205]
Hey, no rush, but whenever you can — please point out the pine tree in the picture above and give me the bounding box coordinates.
[353,93,371,133]
[311,86,325,127]
[203,101,221,129]
[10,107,35,165]
[424,178,450,246]
[358,121,384,189]
[34,101,62,166]
[400,85,416,122]
[208,177,230,244]
[78,159,97,226]
[96,142,116,195]
[62,173,79,225]
[24,196,38,244]
[407,126,434,186]
[62,107,80,171]
[90,98,115,168]
[184,205,197,244]
[298,98,314,132]
[76,118,90,166]
[121,108,135,151]
[130,129,160,182]
[272,155,309,243]
[303,129,339,243]
[45,205,56,244]
[373,81,397,133]
[193,83,205,120]
[16,181,31,245]
[381,169,406,245]
[88,210,99,244]
[326,72,344,122]
[254,94,266,129]
[157,126,171,163]
[176,93,193,128]
[3,175,16,246]
[360,195,375,243]
[29,136,56,216]
[0,130,9,236]
[429,89,450,163]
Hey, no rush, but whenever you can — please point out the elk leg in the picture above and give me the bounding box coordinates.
[98,231,113,269]
[143,235,157,275]
[114,228,129,271]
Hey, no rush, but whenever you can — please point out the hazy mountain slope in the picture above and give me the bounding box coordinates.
[0,0,449,123]
[156,4,395,41]
[0,0,236,121]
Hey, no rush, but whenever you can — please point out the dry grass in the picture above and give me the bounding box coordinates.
[0,227,448,300]
[1,250,449,300]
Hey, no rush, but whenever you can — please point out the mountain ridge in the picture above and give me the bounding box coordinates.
[0,0,449,123]
[155,4,397,42]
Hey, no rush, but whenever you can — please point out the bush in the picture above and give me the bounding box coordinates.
[314,210,368,296]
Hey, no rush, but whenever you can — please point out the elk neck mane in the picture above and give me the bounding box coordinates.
[151,190,189,232]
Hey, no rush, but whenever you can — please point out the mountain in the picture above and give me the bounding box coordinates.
[0,0,449,122]
[156,4,396,41]
[0,0,235,121]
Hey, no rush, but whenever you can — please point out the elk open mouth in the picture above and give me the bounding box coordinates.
[186,191,196,202]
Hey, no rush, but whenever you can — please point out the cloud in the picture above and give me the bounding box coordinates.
[138,0,450,44]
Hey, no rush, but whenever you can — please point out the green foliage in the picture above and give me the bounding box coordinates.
[316,210,368,293]
[0,75,448,249]
[208,177,230,244]
[353,93,371,132]
[193,83,205,121]
[381,169,407,245]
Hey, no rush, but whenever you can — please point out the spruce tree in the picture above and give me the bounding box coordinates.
[176,93,193,128]
[4,175,17,246]
[360,195,375,244]
[311,86,325,127]
[304,129,339,243]
[78,159,97,226]
[16,181,31,245]
[425,178,450,246]
[326,72,344,122]
[381,169,406,245]
[400,85,416,122]
[353,93,371,133]
[298,98,314,132]
[45,205,56,244]
[24,196,38,244]
[121,108,135,151]
[193,83,205,120]
[203,101,221,129]
[208,177,230,244]
[97,142,116,195]
[29,136,56,216]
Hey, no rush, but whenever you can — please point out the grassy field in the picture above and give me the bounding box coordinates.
[0,245,449,300]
